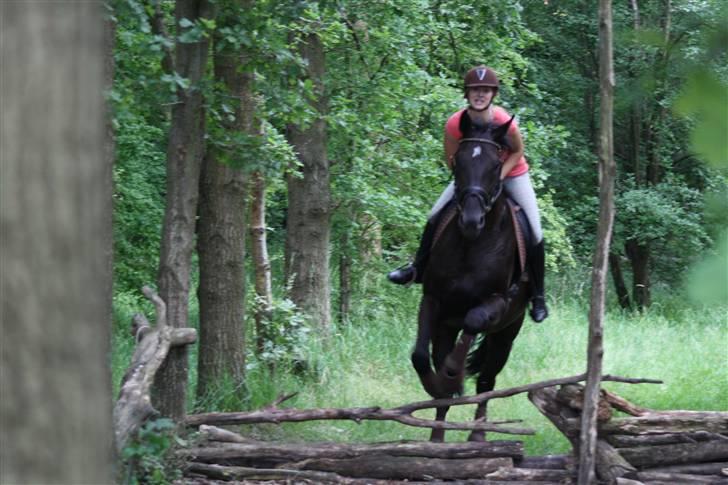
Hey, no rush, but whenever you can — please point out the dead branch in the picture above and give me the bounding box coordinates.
[185,373,659,434]
[113,286,197,453]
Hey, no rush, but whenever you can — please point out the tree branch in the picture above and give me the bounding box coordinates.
[185,374,660,434]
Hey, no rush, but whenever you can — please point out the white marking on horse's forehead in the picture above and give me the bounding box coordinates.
[472,146,482,158]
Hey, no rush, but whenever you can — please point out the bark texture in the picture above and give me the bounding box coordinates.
[579,0,616,482]
[154,0,213,420]
[285,31,332,331]
[0,2,113,482]
[196,0,251,400]
[114,288,197,452]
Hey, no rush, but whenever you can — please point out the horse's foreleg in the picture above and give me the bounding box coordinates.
[436,332,474,396]
[463,294,507,335]
[411,295,441,398]
[430,405,450,442]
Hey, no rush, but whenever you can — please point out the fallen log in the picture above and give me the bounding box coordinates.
[515,454,575,470]
[634,470,728,484]
[640,461,728,475]
[484,466,574,482]
[556,384,613,422]
[284,455,514,480]
[528,386,637,482]
[198,424,251,444]
[607,431,728,448]
[185,462,562,485]
[600,411,728,436]
[113,286,197,453]
[618,440,728,468]
[187,462,361,484]
[183,439,524,467]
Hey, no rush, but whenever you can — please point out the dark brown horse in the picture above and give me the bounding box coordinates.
[411,111,530,442]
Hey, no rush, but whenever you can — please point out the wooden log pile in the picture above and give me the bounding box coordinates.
[529,384,728,484]
[182,424,576,483]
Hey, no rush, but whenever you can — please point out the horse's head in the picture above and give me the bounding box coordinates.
[454,111,514,241]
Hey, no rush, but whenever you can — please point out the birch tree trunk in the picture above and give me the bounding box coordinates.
[154,0,213,420]
[578,0,616,483]
[0,2,113,482]
[285,30,332,332]
[196,0,251,400]
[250,170,274,356]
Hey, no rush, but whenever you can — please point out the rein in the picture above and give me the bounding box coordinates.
[457,183,502,214]
[459,138,503,152]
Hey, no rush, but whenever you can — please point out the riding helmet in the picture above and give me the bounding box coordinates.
[463,65,500,91]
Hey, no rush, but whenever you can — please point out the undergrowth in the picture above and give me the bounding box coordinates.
[112,275,728,458]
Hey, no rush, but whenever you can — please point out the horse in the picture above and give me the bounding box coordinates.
[410,110,530,442]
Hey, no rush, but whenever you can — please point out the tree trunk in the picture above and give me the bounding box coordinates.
[285,31,332,332]
[339,230,352,323]
[609,252,632,310]
[250,170,273,356]
[154,0,213,421]
[0,2,113,482]
[628,0,643,186]
[196,0,251,401]
[626,239,651,311]
[579,0,616,483]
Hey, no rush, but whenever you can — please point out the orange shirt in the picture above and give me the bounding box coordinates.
[445,107,529,178]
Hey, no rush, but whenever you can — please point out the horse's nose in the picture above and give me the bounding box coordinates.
[459,214,482,241]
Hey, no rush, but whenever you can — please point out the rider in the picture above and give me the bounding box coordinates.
[387,65,549,323]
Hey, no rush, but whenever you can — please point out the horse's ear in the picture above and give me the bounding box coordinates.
[459,110,472,136]
[492,115,515,144]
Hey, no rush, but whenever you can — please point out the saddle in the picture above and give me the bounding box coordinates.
[432,199,531,279]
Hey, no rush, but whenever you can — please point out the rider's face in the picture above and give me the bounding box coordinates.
[466,87,495,110]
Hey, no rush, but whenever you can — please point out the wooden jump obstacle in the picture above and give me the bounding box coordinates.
[114,288,728,484]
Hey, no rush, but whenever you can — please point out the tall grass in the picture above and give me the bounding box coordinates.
[111,278,728,456]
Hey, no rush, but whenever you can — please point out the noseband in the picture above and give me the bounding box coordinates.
[455,137,504,214]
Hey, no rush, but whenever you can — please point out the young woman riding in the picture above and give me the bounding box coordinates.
[387,65,549,323]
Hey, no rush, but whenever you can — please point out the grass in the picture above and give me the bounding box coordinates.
[111,280,728,457]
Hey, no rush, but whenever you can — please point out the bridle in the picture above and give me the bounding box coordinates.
[454,137,504,215]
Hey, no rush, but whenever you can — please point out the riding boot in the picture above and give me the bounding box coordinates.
[528,240,549,322]
[387,218,438,285]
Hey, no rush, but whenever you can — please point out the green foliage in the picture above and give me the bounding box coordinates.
[112,115,166,295]
[120,418,186,485]
[252,295,312,370]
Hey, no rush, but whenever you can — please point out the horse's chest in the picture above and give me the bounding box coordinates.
[427,234,512,311]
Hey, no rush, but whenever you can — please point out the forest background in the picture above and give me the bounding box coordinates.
[108,0,727,477]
